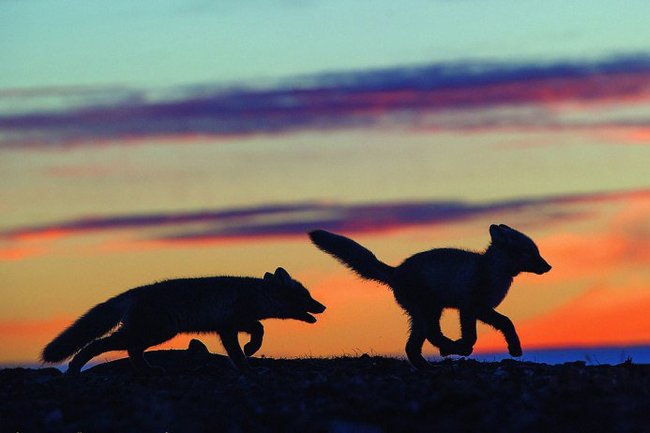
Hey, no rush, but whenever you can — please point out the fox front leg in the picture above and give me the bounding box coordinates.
[242,321,264,357]
[219,328,249,371]
[477,309,522,357]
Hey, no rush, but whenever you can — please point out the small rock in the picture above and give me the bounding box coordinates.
[187,339,209,354]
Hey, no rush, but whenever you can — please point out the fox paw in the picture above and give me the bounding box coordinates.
[454,344,473,357]
[406,353,434,371]
[439,344,454,357]
[243,342,261,357]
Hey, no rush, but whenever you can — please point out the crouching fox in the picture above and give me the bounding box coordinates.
[309,224,551,370]
[42,267,326,374]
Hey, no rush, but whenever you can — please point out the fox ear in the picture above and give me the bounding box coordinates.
[274,267,292,284]
[499,224,518,234]
[489,224,508,244]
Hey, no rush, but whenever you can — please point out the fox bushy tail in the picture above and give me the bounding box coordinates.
[309,230,394,284]
[42,294,131,362]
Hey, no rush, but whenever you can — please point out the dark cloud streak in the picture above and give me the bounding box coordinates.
[3,189,647,245]
[2,55,650,148]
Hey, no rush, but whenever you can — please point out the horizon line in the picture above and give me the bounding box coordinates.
[3,343,649,369]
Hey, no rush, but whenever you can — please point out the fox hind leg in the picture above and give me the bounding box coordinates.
[121,309,177,374]
[405,315,434,370]
[125,329,178,375]
[124,328,176,374]
[242,321,264,357]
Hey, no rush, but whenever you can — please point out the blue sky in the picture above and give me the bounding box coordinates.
[3,0,650,88]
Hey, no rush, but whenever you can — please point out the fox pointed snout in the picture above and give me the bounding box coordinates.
[309,300,326,314]
[534,258,552,274]
[297,299,326,323]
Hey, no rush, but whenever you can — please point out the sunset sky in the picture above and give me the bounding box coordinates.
[1,0,649,365]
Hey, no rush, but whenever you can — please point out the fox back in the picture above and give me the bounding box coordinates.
[393,248,484,308]
[123,275,322,333]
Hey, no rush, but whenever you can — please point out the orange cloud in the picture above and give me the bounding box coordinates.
[0,316,73,363]
[0,245,45,261]
[537,232,648,283]
[12,228,70,242]
[533,196,650,283]
[600,126,650,144]
[0,316,73,336]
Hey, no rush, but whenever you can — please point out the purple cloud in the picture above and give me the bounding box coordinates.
[3,189,647,245]
[2,55,650,148]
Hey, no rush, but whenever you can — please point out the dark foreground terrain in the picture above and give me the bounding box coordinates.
[2,340,648,433]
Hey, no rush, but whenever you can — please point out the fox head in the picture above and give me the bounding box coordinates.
[489,224,552,275]
[263,267,326,323]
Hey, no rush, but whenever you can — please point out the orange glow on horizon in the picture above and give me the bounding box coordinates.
[1,191,648,364]
[477,282,650,351]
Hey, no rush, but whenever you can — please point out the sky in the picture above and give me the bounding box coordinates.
[1,0,649,365]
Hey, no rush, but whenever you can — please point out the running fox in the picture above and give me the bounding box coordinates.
[309,224,551,369]
[42,267,326,374]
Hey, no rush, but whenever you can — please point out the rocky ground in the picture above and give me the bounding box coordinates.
[1,339,648,433]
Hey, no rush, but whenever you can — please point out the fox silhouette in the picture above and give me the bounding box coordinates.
[42,267,325,374]
[309,224,551,369]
